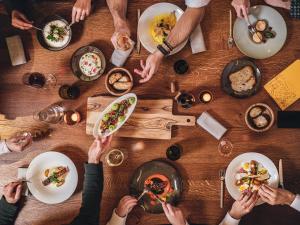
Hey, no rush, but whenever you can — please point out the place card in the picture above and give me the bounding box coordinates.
[264,60,300,110]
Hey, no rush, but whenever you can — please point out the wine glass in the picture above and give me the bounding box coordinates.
[23,72,56,89]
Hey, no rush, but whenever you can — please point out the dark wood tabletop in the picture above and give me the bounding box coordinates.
[0,0,300,225]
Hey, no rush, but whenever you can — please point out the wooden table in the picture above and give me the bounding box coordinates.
[1,0,300,224]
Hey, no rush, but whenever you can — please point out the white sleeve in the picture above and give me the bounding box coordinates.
[290,194,300,212]
[0,140,10,155]
[219,213,240,225]
[106,209,127,225]
[185,0,211,8]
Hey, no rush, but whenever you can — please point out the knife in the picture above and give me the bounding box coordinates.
[279,159,284,189]
[136,9,141,54]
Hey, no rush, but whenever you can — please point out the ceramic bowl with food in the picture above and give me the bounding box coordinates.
[245,103,275,132]
[105,67,133,96]
[71,46,106,81]
[37,15,72,51]
[138,2,187,55]
[233,5,287,59]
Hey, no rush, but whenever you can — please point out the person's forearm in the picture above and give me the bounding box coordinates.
[106,0,128,29]
[0,197,19,225]
[166,7,205,48]
[69,163,103,225]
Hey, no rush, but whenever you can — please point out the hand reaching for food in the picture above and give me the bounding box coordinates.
[115,195,138,217]
[134,50,164,83]
[111,20,131,51]
[6,133,32,152]
[88,136,112,164]
[162,203,186,225]
[229,191,259,220]
[3,182,23,204]
[11,10,33,30]
[231,0,251,18]
[72,0,91,23]
[258,184,296,205]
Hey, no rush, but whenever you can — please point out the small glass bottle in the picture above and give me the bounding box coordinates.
[173,59,189,75]
[166,144,182,161]
[59,85,80,100]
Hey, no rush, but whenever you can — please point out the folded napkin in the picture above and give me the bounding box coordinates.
[17,167,30,196]
[110,38,135,67]
[189,23,206,54]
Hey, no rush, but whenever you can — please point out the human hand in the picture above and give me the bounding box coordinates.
[264,0,291,10]
[3,182,22,204]
[115,195,138,217]
[72,0,91,23]
[229,191,259,220]
[111,19,131,50]
[162,203,186,225]
[6,133,32,152]
[11,10,33,30]
[231,0,250,18]
[134,50,164,83]
[88,136,112,164]
[258,184,296,205]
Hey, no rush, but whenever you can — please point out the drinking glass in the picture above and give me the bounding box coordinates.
[23,72,56,89]
[166,144,182,161]
[59,85,80,100]
[33,104,65,124]
[105,149,127,167]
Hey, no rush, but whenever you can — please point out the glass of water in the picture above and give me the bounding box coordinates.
[33,104,65,124]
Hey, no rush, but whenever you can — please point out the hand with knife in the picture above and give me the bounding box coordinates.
[258,185,296,206]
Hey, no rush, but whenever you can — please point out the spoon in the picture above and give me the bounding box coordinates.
[32,25,43,32]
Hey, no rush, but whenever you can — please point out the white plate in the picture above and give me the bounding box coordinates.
[233,5,287,59]
[225,152,279,205]
[93,93,137,138]
[26,152,78,204]
[138,2,187,55]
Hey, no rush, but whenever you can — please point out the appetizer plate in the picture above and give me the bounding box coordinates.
[93,93,137,138]
[225,152,279,205]
[26,151,78,204]
[130,159,183,214]
[71,45,106,81]
[233,5,287,59]
[138,2,187,55]
[221,57,261,98]
[37,15,72,51]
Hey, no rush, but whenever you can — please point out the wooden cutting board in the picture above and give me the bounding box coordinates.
[86,96,195,139]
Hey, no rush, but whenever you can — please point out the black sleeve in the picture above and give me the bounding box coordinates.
[0,197,20,225]
[2,0,28,15]
[291,0,300,19]
[69,163,104,225]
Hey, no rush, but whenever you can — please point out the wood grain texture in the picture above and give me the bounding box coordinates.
[0,0,300,225]
[86,96,195,139]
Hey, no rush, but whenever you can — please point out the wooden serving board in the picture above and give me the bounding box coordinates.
[86,96,196,139]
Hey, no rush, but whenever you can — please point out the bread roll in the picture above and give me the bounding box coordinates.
[113,81,132,90]
[109,72,122,84]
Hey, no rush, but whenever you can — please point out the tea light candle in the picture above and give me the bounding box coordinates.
[64,111,81,125]
[199,90,213,103]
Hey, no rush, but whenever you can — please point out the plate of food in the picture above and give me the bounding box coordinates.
[71,45,106,81]
[93,93,137,138]
[233,5,287,59]
[138,2,187,55]
[26,151,78,204]
[245,103,275,132]
[225,152,279,205]
[105,67,133,96]
[221,58,261,98]
[130,160,182,214]
[37,15,72,51]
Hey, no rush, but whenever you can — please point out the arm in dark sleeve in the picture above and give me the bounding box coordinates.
[2,0,28,15]
[69,163,104,225]
[0,197,20,225]
[290,0,300,19]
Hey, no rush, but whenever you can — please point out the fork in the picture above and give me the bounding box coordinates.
[219,168,226,208]
[227,10,234,48]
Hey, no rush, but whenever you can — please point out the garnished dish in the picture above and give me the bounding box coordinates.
[144,174,174,205]
[93,93,137,138]
[235,160,270,192]
[43,20,70,48]
[229,66,256,93]
[42,166,69,187]
[251,19,276,44]
[150,12,176,44]
[79,52,102,77]
[105,68,133,96]
[245,103,274,132]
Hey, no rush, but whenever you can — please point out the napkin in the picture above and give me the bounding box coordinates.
[110,38,135,67]
[197,111,227,140]
[17,167,30,196]
[5,35,27,66]
[189,24,206,54]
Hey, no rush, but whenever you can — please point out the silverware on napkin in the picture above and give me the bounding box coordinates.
[219,168,225,208]
[227,10,234,48]
[279,159,284,189]
[136,9,141,54]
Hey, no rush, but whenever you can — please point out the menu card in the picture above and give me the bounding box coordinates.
[264,60,300,110]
